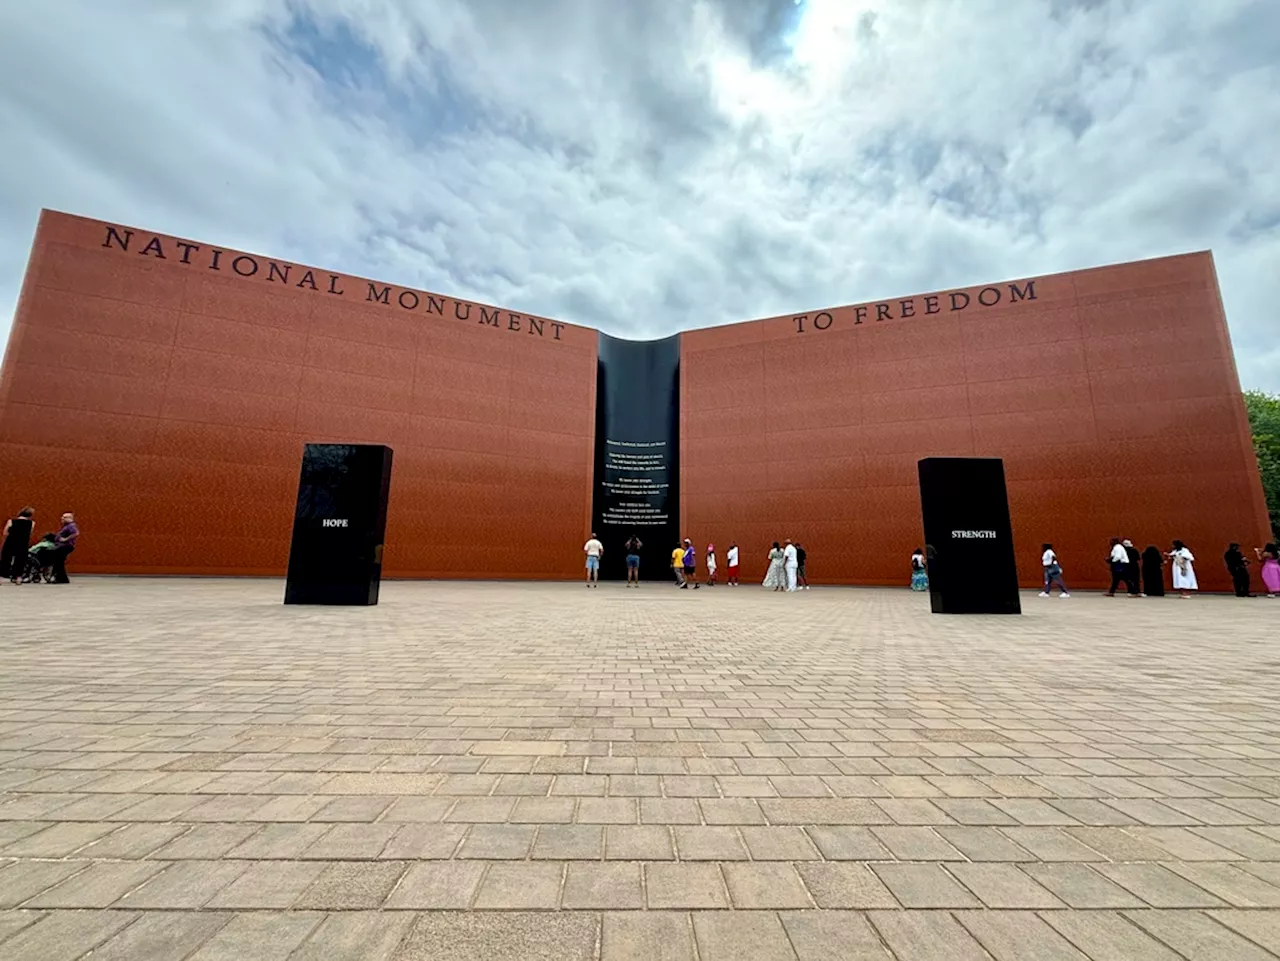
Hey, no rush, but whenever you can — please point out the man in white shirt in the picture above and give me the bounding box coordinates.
[584,533,603,588]
[783,539,798,592]
[1105,538,1129,596]
[1039,543,1070,598]
[726,543,740,586]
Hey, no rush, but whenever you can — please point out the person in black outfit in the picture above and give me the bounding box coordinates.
[624,535,642,587]
[1224,543,1252,597]
[1141,546,1165,596]
[1123,539,1142,596]
[795,543,809,589]
[1,507,35,583]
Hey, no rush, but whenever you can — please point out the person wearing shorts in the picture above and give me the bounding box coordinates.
[796,543,809,590]
[726,542,739,585]
[681,539,700,589]
[624,535,642,587]
[584,533,603,587]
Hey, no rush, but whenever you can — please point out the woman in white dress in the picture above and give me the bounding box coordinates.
[763,542,786,591]
[1167,540,1198,598]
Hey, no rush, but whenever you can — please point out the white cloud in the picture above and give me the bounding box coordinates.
[0,0,1276,387]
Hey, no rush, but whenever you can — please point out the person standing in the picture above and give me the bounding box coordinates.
[726,542,740,586]
[671,543,686,587]
[1224,543,1252,597]
[783,539,798,592]
[1,506,35,584]
[1039,543,1070,597]
[795,543,809,589]
[910,548,928,591]
[705,544,717,586]
[1105,538,1129,596]
[1123,539,1142,596]
[624,534,642,587]
[1255,543,1280,598]
[1168,540,1198,598]
[583,533,603,587]
[763,542,786,591]
[49,512,79,584]
[1141,546,1165,597]
[681,539,700,589]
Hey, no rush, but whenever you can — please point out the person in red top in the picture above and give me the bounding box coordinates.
[49,512,79,584]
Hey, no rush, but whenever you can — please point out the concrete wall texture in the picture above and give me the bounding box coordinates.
[0,209,1268,590]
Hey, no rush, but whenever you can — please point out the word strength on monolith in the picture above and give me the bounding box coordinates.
[917,457,1020,615]
[590,333,681,580]
[285,444,393,605]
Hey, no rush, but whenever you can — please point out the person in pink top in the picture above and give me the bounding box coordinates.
[1256,543,1280,597]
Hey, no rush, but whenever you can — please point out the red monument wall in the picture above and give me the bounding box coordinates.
[1,211,1266,590]
[680,253,1269,591]
[0,210,597,578]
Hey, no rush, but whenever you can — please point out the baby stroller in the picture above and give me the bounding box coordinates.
[21,533,59,584]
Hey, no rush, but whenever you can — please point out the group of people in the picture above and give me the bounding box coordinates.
[1,507,80,584]
[762,540,809,592]
[667,538,741,589]
[1040,537,1279,599]
[911,538,1274,599]
[587,530,1280,597]
[582,534,806,591]
[1096,538,1201,599]
[1226,542,1280,598]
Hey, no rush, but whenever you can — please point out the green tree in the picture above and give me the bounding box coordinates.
[1245,390,1280,538]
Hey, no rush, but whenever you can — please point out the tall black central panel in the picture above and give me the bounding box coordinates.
[591,333,681,581]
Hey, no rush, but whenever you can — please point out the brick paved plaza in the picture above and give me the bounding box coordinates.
[3,579,1280,959]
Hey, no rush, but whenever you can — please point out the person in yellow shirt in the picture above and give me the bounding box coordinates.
[671,545,686,587]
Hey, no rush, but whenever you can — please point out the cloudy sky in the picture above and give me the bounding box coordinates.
[1,0,1277,387]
